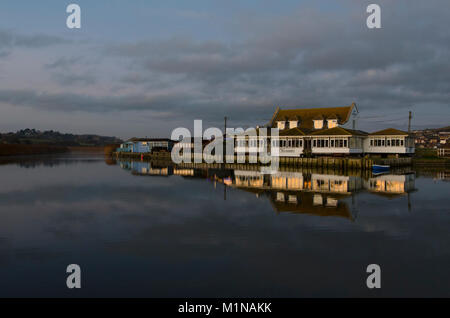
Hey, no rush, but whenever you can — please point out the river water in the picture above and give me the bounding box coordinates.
[0,154,449,297]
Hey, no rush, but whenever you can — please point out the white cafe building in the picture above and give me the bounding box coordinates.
[231,103,415,157]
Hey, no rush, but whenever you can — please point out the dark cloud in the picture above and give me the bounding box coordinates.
[0,88,273,128]
[44,56,98,86]
[0,29,67,50]
[1,0,449,134]
[97,0,450,130]
[44,56,83,70]
[50,72,97,86]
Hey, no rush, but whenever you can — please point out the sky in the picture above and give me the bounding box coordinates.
[0,0,449,139]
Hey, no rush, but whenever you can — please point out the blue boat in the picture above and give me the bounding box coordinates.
[372,164,390,173]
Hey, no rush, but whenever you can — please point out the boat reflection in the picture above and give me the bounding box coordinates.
[117,159,416,221]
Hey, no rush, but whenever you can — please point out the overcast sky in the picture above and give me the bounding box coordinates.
[0,0,449,139]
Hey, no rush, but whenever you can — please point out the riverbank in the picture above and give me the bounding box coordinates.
[412,148,450,167]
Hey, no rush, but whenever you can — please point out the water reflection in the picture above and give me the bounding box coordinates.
[0,155,449,297]
[116,158,417,221]
[0,154,105,168]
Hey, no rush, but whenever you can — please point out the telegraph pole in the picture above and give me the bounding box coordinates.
[223,116,227,165]
[224,116,227,135]
[408,111,412,133]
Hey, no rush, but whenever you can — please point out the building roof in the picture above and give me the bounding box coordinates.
[310,127,368,136]
[326,114,338,120]
[128,137,173,142]
[279,127,308,137]
[369,128,409,136]
[270,103,355,129]
[231,127,279,137]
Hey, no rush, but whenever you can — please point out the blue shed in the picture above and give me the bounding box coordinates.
[119,138,175,153]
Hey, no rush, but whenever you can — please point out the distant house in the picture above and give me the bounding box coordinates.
[117,141,134,153]
[437,144,450,158]
[117,138,175,153]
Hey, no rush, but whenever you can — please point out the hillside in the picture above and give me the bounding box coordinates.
[413,126,450,133]
[0,129,123,147]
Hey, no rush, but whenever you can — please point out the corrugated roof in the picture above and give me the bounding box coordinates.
[369,128,409,136]
[270,104,355,129]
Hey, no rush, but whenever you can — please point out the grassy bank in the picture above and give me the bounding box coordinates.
[415,148,440,159]
[0,144,69,156]
[413,148,449,166]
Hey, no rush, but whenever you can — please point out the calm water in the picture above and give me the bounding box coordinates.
[0,154,449,297]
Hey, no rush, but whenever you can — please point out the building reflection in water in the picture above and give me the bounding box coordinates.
[120,161,173,176]
[117,159,416,221]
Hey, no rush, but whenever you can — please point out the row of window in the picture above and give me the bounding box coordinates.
[237,139,304,148]
[272,139,303,148]
[370,138,404,147]
[237,138,349,148]
[139,142,169,147]
[219,137,405,149]
[236,139,268,147]
[313,138,348,148]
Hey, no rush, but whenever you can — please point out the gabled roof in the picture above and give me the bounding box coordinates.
[369,128,409,136]
[313,114,324,120]
[326,114,338,120]
[311,127,368,136]
[232,127,278,137]
[279,127,308,137]
[270,103,355,129]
